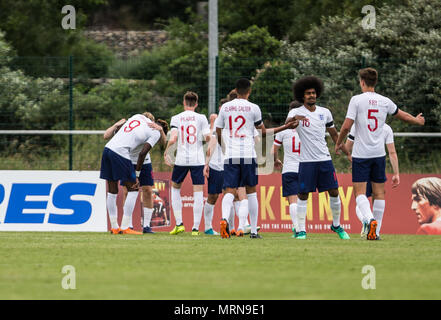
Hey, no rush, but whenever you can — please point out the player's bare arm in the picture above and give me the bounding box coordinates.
[103,118,126,140]
[386,142,400,188]
[335,118,354,153]
[394,109,425,126]
[203,136,217,178]
[256,118,299,137]
[164,129,178,167]
[271,144,283,171]
[147,122,167,145]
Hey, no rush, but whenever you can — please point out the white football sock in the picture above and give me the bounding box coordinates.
[355,205,365,224]
[247,193,259,234]
[356,194,374,223]
[296,199,308,232]
[171,187,183,225]
[330,195,341,227]
[222,192,235,221]
[289,203,298,231]
[204,203,214,231]
[106,193,119,229]
[238,199,249,231]
[143,207,153,228]
[192,191,204,230]
[373,199,385,236]
[120,191,138,230]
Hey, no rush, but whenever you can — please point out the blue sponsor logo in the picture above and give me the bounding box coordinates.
[0,183,97,225]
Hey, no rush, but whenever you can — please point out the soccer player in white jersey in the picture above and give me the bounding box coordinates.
[335,67,425,240]
[164,91,211,236]
[103,113,168,234]
[272,100,302,238]
[100,113,162,235]
[345,123,399,239]
[216,78,299,239]
[286,76,351,240]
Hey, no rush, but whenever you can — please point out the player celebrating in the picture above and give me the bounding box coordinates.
[272,100,302,238]
[103,113,168,234]
[164,91,211,236]
[100,112,163,235]
[285,76,351,240]
[345,123,399,240]
[216,78,299,239]
[335,67,425,240]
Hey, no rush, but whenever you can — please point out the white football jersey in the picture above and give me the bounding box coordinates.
[286,105,334,162]
[274,129,301,174]
[215,98,262,159]
[105,114,161,162]
[170,110,210,166]
[346,92,398,158]
[348,123,394,147]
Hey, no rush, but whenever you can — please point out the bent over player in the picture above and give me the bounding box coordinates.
[100,113,162,234]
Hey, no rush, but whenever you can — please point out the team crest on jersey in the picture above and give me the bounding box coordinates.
[319,114,324,120]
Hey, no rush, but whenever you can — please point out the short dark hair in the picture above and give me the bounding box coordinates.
[219,98,229,107]
[184,91,198,107]
[293,76,324,103]
[359,68,378,87]
[289,100,303,110]
[235,78,251,96]
[412,177,441,208]
[156,119,169,136]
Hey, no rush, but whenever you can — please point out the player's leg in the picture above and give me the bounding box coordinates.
[352,157,377,239]
[170,165,188,235]
[106,180,120,233]
[190,166,205,235]
[243,158,260,238]
[120,180,142,234]
[296,162,319,239]
[137,163,155,233]
[220,160,241,238]
[370,156,387,239]
[228,190,239,235]
[282,172,299,237]
[236,187,249,236]
[204,193,219,235]
[204,167,222,235]
[100,148,122,233]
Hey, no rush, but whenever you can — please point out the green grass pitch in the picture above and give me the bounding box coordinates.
[1,231,440,300]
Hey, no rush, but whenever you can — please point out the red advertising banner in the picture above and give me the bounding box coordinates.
[113,173,441,235]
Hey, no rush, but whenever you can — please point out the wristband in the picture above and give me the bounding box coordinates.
[136,170,141,178]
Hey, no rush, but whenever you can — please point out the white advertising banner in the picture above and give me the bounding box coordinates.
[0,171,107,232]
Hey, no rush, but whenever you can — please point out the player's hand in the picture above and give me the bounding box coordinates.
[335,143,343,155]
[286,119,299,129]
[415,113,425,126]
[116,118,126,126]
[203,164,210,178]
[148,122,162,131]
[274,159,283,171]
[133,178,140,189]
[164,153,173,167]
[347,154,352,163]
[392,174,400,188]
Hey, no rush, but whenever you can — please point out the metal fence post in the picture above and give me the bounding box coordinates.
[69,55,73,170]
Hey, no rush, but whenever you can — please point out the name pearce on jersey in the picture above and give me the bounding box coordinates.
[224,106,251,112]
[180,116,196,122]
